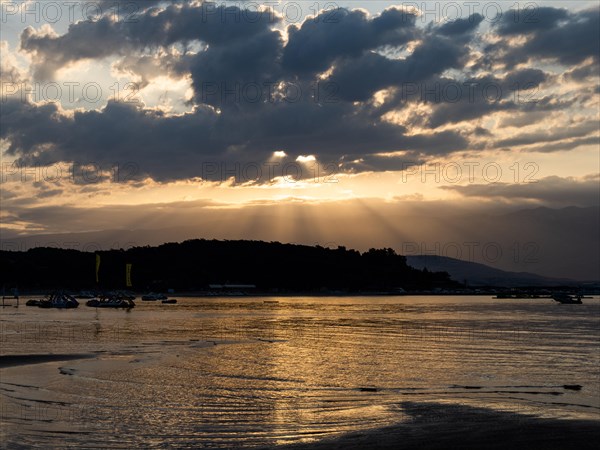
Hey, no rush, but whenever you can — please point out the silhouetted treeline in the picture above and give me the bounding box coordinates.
[0,239,457,291]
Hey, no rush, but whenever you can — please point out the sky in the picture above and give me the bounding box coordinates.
[0,1,599,279]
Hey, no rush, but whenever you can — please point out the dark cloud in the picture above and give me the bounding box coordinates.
[6,4,485,182]
[498,111,552,128]
[496,7,569,35]
[188,27,283,107]
[436,13,484,36]
[0,97,469,182]
[564,62,600,82]
[503,68,548,88]
[325,32,472,103]
[493,120,599,148]
[491,7,600,67]
[1,99,224,181]
[442,175,600,207]
[2,4,597,183]
[20,2,280,80]
[416,69,549,128]
[282,7,418,76]
[509,135,600,153]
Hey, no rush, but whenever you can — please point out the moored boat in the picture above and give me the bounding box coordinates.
[552,294,583,304]
[36,292,79,309]
[86,295,135,308]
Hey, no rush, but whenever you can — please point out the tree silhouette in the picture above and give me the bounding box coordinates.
[0,239,457,292]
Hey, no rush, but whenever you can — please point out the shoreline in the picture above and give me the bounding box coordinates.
[0,353,96,369]
[11,291,600,299]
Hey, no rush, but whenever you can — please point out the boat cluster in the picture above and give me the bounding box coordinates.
[26,292,79,309]
[26,291,177,309]
[494,292,584,304]
[86,295,136,308]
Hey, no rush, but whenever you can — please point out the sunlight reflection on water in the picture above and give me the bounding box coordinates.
[1,296,599,448]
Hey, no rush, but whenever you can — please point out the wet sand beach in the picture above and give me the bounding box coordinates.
[2,296,599,448]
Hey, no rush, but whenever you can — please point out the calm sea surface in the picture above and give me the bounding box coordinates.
[1,296,599,448]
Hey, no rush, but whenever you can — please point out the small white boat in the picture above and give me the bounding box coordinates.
[552,294,582,304]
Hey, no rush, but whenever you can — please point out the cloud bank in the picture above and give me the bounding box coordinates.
[1,2,597,183]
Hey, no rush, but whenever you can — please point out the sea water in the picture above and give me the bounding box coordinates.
[1,296,599,448]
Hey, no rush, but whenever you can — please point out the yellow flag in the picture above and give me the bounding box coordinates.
[125,264,132,287]
[95,254,101,283]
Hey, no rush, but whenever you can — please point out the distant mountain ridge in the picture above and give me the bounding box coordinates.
[406,255,582,287]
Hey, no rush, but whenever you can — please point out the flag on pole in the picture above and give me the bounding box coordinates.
[126,264,132,287]
[95,254,101,283]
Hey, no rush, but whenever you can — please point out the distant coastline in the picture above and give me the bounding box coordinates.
[2,238,598,295]
[1,239,458,292]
